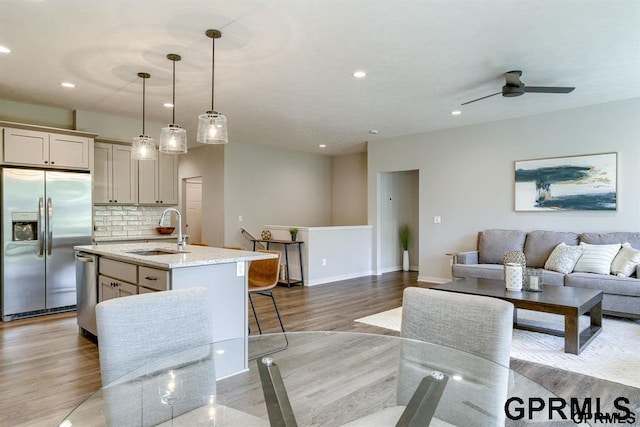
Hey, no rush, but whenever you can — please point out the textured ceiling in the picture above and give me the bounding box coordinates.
[1,0,639,155]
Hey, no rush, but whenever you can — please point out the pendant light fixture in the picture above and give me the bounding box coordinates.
[159,53,187,154]
[131,72,157,160]
[196,29,228,144]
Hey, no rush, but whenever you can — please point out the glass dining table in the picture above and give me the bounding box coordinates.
[60,332,560,426]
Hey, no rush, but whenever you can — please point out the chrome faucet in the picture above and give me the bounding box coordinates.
[159,208,186,251]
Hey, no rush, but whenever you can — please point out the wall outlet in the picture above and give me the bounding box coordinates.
[322,258,327,266]
[434,216,442,224]
[238,215,243,222]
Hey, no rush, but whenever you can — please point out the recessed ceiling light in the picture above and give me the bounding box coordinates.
[352,70,367,78]
[319,144,327,148]
[0,46,11,54]
[60,82,75,88]
[163,102,174,108]
[451,110,462,116]
[369,130,378,134]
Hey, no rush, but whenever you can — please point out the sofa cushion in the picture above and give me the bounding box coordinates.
[544,243,584,274]
[573,242,621,275]
[478,229,527,264]
[580,232,640,250]
[540,270,565,287]
[611,243,640,277]
[524,230,579,268]
[565,273,640,297]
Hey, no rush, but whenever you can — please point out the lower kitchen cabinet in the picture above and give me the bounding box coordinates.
[97,258,169,302]
[98,275,137,302]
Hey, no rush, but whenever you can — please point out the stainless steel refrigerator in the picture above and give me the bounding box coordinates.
[1,168,92,321]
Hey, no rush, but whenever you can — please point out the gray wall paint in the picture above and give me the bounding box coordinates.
[224,142,333,247]
[0,99,73,128]
[368,98,640,282]
[331,152,367,225]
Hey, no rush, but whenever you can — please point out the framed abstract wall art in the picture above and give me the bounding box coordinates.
[514,153,617,211]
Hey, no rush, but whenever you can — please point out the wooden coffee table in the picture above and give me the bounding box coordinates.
[431,277,603,355]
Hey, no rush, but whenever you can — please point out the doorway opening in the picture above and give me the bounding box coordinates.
[184,177,203,245]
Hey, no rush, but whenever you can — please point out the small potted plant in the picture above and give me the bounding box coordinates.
[289,228,299,241]
[399,224,409,271]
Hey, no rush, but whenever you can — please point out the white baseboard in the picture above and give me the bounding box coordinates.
[306,270,374,286]
[417,275,450,284]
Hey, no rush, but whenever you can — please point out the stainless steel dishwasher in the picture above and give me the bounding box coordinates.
[75,251,97,337]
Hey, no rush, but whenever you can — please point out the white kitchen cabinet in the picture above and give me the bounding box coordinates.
[98,275,138,302]
[94,142,137,204]
[1,127,91,170]
[138,151,178,205]
[98,258,169,300]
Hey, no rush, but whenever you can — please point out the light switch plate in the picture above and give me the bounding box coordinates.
[236,262,245,277]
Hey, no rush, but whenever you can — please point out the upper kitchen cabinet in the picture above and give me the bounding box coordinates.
[94,142,137,204]
[138,151,178,205]
[1,126,92,170]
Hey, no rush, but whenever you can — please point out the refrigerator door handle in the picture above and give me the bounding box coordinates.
[47,197,53,255]
[38,197,45,256]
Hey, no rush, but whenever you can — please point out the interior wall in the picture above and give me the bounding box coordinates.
[0,99,73,129]
[379,170,419,272]
[368,98,640,282]
[178,145,225,246]
[331,152,367,225]
[75,109,165,142]
[224,142,332,247]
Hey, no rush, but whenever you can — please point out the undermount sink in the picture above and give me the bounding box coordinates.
[125,249,189,256]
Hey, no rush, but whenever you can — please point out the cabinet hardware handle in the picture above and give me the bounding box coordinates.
[51,161,55,164]
[44,161,48,164]
[145,276,158,281]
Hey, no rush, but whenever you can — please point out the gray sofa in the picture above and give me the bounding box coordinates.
[452,229,640,319]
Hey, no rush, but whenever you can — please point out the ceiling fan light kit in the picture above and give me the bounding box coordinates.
[461,70,575,106]
[131,72,157,161]
[159,53,188,154]
[197,29,229,144]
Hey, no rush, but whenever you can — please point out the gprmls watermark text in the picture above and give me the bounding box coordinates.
[505,397,636,424]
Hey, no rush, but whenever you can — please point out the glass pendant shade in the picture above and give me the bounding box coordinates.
[159,124,187,154]
[159,53,187,155]
[197,110,228,144]
[197,29,229,145]
[131,134,157,160]
[132,72,156,160]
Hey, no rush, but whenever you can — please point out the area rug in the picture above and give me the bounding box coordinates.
[355,307,640,389]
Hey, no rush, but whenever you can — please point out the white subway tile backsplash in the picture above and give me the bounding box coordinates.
[94,205,169,239]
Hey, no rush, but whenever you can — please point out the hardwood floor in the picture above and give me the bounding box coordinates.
[0,271,637,426]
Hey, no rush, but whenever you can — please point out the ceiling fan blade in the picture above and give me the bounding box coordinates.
[461,92,501,105]
[524,86,575,94]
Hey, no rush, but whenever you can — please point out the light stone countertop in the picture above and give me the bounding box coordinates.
[74,242,276,269]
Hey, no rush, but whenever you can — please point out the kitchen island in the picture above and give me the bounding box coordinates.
[74,242,276,378]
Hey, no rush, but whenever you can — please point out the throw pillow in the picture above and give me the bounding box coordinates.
[610,242,640,277]
[544,243,584,274]
[573,242,621,275]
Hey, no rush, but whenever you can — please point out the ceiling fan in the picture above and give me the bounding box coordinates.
[461,70,575,105]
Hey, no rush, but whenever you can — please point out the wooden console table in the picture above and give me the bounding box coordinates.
[251,239,304,287]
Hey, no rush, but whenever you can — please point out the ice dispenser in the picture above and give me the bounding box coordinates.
[12,212,38,241]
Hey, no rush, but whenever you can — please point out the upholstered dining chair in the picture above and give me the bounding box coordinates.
[96,288,268,426]
[344,288,514,427]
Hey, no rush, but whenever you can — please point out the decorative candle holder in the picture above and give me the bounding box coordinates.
[505,263,523,291]
[524,268,543,292]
